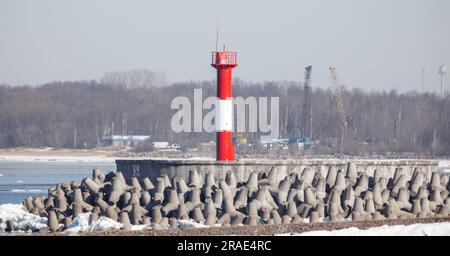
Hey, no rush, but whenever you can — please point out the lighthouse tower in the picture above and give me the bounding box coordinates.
[211,46,237,161]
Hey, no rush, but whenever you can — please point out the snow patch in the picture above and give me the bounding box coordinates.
[0,155,116,163]
[277,222,450,236]
[438,160,450,173]
[131,224,151,231]
[177,219,208,229]
[10,189,44,193]
[0,204,47,231]
[65,213,123,233]
[0,204,164,234]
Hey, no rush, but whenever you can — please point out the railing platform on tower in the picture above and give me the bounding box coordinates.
[211,51,237,68]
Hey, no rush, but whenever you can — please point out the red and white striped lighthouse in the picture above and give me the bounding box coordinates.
[211,46,237,161]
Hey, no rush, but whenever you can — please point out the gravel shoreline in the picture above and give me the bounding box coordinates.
[31,217,450,236]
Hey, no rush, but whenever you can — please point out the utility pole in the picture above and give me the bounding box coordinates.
[73,128,77,148]
[436,65,447,151]
[439,65,447,97]
[122,112,128,136]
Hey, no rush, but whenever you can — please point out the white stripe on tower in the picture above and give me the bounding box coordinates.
[215,99,233,132]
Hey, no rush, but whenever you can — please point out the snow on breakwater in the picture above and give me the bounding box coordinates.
[438,161,450,173]
[0,203,215,233]
[278,221,450,236]
[0,204,47,231]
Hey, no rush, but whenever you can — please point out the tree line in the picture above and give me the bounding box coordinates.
[0,78,448,155]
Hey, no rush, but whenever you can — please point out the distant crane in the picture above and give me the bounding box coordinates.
[300,66,313,139]
[330,66,347,153]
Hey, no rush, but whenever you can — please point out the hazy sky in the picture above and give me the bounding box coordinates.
[1,0,449,93]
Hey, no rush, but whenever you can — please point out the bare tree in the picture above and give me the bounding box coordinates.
[101,69,167,89]
[0,79,448,155]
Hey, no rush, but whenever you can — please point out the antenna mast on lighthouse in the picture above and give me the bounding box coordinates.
[215,9,220,52]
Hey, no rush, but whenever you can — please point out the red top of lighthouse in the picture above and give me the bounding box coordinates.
[211,46,237,69]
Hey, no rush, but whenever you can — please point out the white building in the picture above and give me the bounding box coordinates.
[102,135,150,147]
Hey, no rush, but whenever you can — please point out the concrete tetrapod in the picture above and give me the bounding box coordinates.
[346,162,358,186]
[13,165,450,233]
[47,210,60,233]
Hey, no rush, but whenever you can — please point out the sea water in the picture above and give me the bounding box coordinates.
[0,161,115,204]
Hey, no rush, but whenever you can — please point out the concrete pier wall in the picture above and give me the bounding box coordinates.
[116,158,439,184]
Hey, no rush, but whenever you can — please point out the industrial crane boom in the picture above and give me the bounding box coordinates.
[300,66,312,139]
